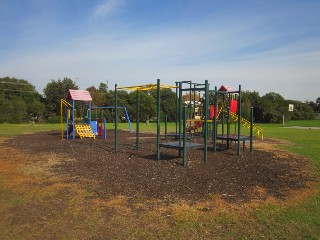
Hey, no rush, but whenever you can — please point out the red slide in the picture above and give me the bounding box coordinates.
[186,121,203,133]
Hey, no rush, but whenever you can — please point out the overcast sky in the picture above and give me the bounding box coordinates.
[1,0,319,101]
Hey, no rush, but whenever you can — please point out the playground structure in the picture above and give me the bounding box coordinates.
[60,80,263,167]
[60,89,133,140]
[114,79,263,167]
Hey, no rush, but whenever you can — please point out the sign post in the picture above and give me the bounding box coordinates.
[289,104,294,112]
[283,104,294,127]
[282,107,285,127]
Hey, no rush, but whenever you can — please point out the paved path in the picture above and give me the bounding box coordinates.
[282,126,320,130]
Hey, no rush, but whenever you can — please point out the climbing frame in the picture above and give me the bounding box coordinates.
[75,124,96,139]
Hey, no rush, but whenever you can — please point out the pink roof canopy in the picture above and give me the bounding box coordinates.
[66,89,92,101]
[218,85,234,92]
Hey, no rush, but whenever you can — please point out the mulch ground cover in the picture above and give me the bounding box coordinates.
[4,130,315,204]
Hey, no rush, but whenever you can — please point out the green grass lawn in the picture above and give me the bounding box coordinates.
[259,121,320,170]
[0,123,60,137]
[284,119,320,127]
[0,120,320,239]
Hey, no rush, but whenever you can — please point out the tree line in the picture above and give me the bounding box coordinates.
[0,76,319,124]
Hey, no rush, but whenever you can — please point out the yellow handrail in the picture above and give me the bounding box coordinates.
[60,99,73,139]
[229,112,264,140]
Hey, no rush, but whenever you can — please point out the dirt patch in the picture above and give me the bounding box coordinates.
[3,130,317,204]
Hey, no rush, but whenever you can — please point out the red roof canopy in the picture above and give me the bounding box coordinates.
[218,85,234,92]
[66,89,92,101]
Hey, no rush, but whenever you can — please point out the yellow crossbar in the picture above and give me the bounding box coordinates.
[75,124,96,139]
[117,83,178,91]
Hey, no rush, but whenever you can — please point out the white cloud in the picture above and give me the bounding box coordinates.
[91,0,126,18]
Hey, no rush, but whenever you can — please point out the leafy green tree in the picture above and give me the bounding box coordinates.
[87,84,113,121]
[93,89,130,122]
[288,100,316,120]
[316,97,320,114]
[128,91,156,122]
[105,90,115,106]
[98,82,108,106]
[150,88,177,121]
[43,77,78,121]
[0,77,35,99]
[87,86,105,106]
[308,97,320,115]
[27,98,46,122]
[160,89,176,121]
[113,90,130,121]
[1,99,15,122]
[0,77,45,123]
[0,96,28,123]
[11,98,28,123]
[259,92,286,123]
[117,90,129,107]
[98,82,108,93]
[0,92,11,123]
[242,91,263,122]
[243,91,316,123]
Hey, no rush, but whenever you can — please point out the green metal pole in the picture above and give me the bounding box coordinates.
[204,80,209,163]
[82,101,85,123]
[237,85,242,155]
[189,81,192,122]
[234,119,237,135]
[136,91,140,150]
[89,101,92,122]
[156,79,161,160]
[250,106,253,153]
[193,86,196,120]
[213,86,217,152]
[183,106,187,167]
[115,84,118,153]
[179,82,182,157]
[222,94,225,137]
[165,115,168,140]
[227,107,230,149]
[175,82,178,136]
[209,120,212,138]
